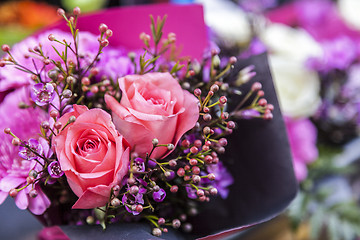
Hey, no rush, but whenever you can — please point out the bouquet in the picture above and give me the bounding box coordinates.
[0,4,296,239]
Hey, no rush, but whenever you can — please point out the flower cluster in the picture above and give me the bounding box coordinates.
[0,7,273,236]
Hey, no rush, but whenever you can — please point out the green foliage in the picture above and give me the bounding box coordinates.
[287,145,360,240]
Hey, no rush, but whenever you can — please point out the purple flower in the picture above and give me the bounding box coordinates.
[205,162,234,199]
[239,0,278,12]
[0,87,50,214]
[237,109,261,119]
[96,47,134,80]
[185,185,197,199]
[31,83,56,106]
[18,138,43,161]
[285,117,318,182]
[47,161,64,179]
[133,157,145,173]
[122,191,145,216]
[152,188,166,202]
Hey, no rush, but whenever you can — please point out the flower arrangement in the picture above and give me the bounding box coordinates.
[0,6,277,237]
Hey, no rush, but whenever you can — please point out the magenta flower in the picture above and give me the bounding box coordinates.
[30,83,56,106]
[47,161,64,179]
[284,116,318,182]
[0,87,50,215]
[152,188,166,202]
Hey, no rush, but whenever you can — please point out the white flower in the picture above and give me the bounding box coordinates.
[195,0,252,46]
[260,23,322,117]
[260,23,323,63]
[338,0,360,30]
[269,55,321,118]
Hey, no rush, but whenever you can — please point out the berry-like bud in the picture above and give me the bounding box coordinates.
[26,176,35,184]
[170,185,178,193]
[54,121,62,130]
[0,60,5,67]
[57,8,65,16]
[152,228,162,237]
[73,7,81,15]
[192,175,201,183]
[12,138,20,146]
[227,121,235,129]
[208,173,216,180]
[210,84,219,92]
[218,138,228,146]
[172,219,181,229]
[169,160,177,167]
[4,128,11,134]
[48,34,55,41]
[99,23,108,33]
[136,204,143,213]
[197,189,204,197]
[129,185,139,195]
[111,197,121,206]
[100,39,109,48]
[29,189,38,198]
[158,218,165,225]
[81,77,90,85]
[90,86,99,94]
[229,56,237,64]
[69,116,76,123]
[210,188,218,195]
[194,88,201,97]
[167,144,174,150]
[251,82,262,91]
[152,138,159,146]
[106,29,113,37]
[9,189,18,198]
[219,96,227,104]
[189,159,198,166]
[203,127,211,135]
[181,139,190,148]
[1,44,10,52]
[177,168,185,177]
[86,216,95,225]
[62,89,72,98]
[203,114,212,121]
[190,146,198,154]
[50,110,59,118]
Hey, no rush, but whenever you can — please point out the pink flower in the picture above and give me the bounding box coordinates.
[285,116,318,182]
[0,30,99,93]
[53,105,130,209]
[0,87,50,215]
[105,72,199,159]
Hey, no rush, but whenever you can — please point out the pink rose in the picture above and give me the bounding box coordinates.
[105,72,199,159]
[53,105,130,209]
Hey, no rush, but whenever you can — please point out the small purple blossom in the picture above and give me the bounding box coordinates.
[47,161,64,179]
[133,158,145,173]
[203,162,234,199]
[152,188,166,202]
[122,191,144,216]
[31,83,55,106]
[185,185,197,199]
[237,109,261,119]
[18,138,43,161]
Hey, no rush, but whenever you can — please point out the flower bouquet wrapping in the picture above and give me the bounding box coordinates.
[0,3,297,239]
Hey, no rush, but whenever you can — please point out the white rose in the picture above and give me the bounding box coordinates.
[260,23,323,63]
[269,55,321,118]
[338,0,360,30]
[195,0,252,46]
